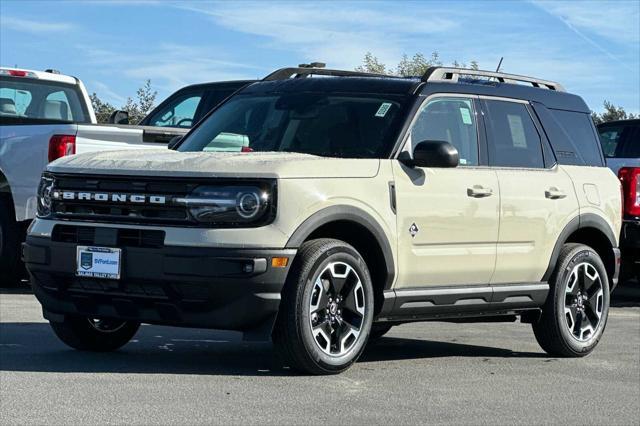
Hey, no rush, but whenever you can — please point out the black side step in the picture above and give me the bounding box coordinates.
[378,282,549,322]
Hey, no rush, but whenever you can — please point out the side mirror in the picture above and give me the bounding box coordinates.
[401,140,459,168]
[108,110,129,125]
[167,135,182,150]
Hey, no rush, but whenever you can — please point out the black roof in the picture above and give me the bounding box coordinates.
[171,80,256,92]
[240,66,590,113]
[242,76,420,95]
[597,118,640,128]
[419,81,591,113]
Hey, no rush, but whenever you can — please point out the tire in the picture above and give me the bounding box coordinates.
[0,195,22,288]
[273,238,375,375]
[50,316,140,352]
[533,243,610,357]
[368,323,393,342]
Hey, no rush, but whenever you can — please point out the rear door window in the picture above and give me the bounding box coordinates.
[482,100,545,168]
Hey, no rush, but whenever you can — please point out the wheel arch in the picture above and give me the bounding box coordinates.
[285,206,395,315]
[543,214,618,288]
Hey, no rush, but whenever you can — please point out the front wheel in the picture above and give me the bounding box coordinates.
[50,316,140,352]
[273,239,374,375]
[533,243,610,357]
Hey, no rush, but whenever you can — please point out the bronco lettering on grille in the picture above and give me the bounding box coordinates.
[54,191,166,204]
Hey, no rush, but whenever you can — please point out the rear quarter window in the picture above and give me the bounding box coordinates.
[550,109,604,166]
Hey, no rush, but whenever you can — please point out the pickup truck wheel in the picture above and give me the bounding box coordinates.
[50,316,140,352]
[273,238,374,375]
[0,195,21,287]
[533,243,610,357]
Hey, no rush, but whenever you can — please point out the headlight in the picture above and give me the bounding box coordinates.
[36,174,54,218]
[176,183,275,226]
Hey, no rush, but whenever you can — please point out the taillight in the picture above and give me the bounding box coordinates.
[0,69,37,78]
[619,167,640,217]
[48,135,76,162]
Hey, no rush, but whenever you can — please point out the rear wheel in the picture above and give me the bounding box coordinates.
[273,238,374,375]
[533,244,610,357]
[50,316,140,352]
[0,195,22,287]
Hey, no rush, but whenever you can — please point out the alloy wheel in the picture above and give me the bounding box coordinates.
[308,261,366,356]
[564,262,604,341]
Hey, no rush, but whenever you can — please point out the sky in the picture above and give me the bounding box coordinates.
[1,0,638,114]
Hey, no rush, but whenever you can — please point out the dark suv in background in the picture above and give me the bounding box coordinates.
[598,119,640,283]
[138,80,254,129]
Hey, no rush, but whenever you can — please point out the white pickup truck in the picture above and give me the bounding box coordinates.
[0,67,189,285]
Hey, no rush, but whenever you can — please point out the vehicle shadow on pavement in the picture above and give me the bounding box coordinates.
[0,321,549,377]
[611,281,640,307]
[360,337,548,362]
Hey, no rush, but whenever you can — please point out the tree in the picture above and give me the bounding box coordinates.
[89,92,116,124]
[354,52,388,74]
[90,80,157,124]
[356,51,479,77]
[592,100,638,125]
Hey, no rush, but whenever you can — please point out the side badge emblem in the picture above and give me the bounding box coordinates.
[409,223,419,238]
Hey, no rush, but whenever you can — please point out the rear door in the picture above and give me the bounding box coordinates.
[480,97,578,284]
[393,94,500,288]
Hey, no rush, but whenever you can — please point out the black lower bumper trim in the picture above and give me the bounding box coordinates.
[24,236,296,337]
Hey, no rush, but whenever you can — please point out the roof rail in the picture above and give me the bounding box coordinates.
[422,67,565,92]
[263,65,397,81]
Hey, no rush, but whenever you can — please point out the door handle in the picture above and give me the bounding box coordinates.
[467,185,493,198]
[545,187,567,199]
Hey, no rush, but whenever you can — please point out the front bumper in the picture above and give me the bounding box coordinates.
[24,236,296,339]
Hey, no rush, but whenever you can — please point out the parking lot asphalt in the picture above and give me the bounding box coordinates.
[1,286,638,425]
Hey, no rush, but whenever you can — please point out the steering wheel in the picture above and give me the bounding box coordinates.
[176,118,193,127]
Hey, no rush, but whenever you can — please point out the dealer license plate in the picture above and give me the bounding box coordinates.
[76,246,121,279]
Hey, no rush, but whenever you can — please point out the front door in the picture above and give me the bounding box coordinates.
[392,95,499,288]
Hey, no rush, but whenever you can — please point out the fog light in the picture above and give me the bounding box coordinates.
[271,257,289,268]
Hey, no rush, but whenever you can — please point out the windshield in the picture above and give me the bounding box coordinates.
[178,92,407,158]
[0,76,90,124]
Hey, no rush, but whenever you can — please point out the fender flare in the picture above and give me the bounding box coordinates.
[542,213,617,282]
[285,205,396,289]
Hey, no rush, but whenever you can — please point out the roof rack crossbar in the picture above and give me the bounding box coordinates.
[263,67,398,81]
[422,67,565,92]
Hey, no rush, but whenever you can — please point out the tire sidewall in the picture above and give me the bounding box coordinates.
[298,246,374,371]
[554,247,610,354]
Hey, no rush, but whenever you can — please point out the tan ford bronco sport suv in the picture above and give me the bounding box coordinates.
[24,66,622,375]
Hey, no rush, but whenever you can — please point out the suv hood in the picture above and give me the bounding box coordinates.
[47,149,380,179]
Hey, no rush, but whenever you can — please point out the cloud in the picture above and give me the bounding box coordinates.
[177,1,458,69]
[0,16,75,33]
[89,81,126,105]
[78,43,261,93]
[532,0,640,44]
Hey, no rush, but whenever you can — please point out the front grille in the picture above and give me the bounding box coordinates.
[47,173,276,227]
[52,225,165,248]
[50,174,198,226]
